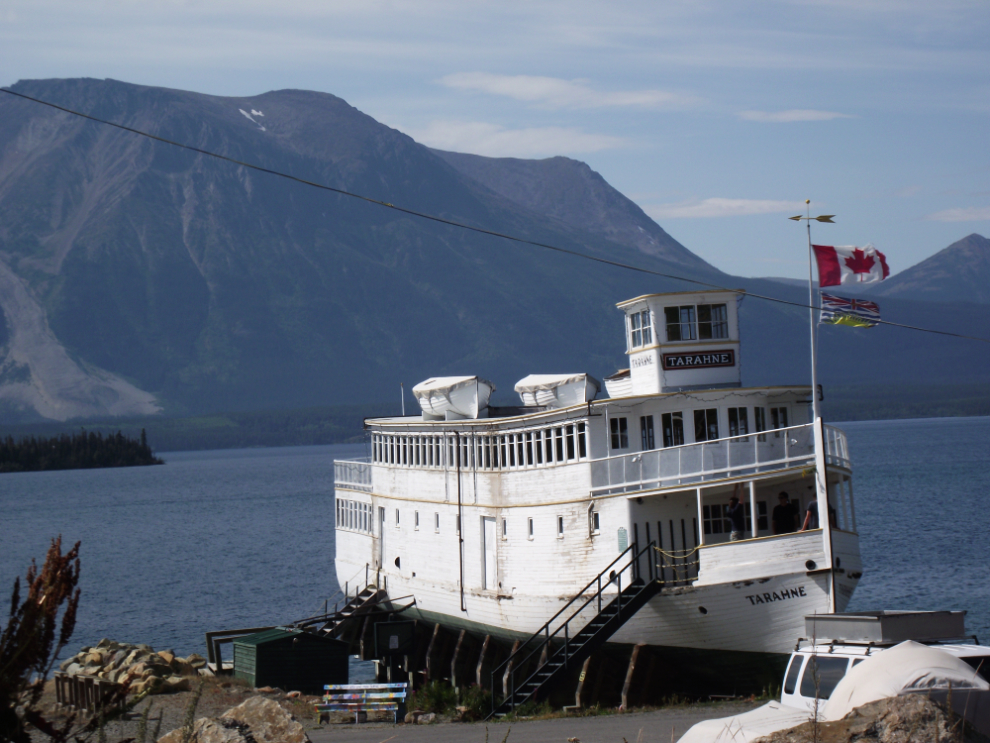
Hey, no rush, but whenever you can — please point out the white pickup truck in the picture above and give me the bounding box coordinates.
[680,611,990,743]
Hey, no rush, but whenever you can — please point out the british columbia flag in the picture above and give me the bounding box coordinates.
[820,293,881,328]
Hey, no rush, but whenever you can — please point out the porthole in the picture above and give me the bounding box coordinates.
[394,557,401,568]
[806,560,817,571]
[698,606,708,615]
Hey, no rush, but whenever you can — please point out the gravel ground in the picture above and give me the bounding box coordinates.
[307,701,762,743]
[29,678,759,743]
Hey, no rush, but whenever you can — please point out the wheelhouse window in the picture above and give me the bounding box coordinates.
[628,310,653,348]
[610,417,629,449]
[698,304,729,339]
[728,407,749,438]
[694,409,719,442]
[640,415,656,451]
[662,412,684,447]
[665,303,728,341]
[665,306,696,341]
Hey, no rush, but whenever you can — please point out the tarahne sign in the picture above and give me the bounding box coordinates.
[662,350,735,370]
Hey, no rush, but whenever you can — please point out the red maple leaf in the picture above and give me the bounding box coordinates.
[844,248,875,275]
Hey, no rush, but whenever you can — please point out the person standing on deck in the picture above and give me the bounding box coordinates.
[773,492,798,534]
[726,487,746,541]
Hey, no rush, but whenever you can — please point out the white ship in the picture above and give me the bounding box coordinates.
[332,290,862,700]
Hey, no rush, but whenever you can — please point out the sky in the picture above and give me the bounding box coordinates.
[2,0,988,278]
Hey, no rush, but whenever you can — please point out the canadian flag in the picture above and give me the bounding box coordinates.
[812,244,890,287]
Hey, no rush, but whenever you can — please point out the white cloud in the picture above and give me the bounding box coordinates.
[926,206,990,221]
[737,109,855,122]
[400,120,625,158]
[645,198,808,219]
[440,72,699,110]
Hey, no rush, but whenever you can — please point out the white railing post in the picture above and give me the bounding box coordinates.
[696,487,705,546]
[749,480,758,539]
[813,418,836,612]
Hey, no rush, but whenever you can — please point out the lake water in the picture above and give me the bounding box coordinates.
[1,417,988,663]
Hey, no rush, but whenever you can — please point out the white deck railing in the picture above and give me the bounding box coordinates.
[334,457,373,492]
[590,423,849,496]
[333,424,850,496]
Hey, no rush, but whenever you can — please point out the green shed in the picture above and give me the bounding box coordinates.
[232,627,348,694]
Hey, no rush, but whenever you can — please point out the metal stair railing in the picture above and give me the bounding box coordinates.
[488,540,658,718]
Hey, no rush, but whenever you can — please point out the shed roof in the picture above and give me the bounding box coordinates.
[234,627,302,646]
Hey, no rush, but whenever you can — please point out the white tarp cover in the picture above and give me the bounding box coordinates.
[513,373,598,394]
[412,376,493,399]
[823,641,990,721]
[677,701,811,743]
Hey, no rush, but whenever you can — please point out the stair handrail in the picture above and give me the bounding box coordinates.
[490,539,656,716]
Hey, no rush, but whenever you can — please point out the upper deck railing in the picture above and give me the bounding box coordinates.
[589,423,849,496]
[334,457,373,492]
[332,423,850,495]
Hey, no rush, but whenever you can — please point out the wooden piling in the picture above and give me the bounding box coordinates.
[475,635,491,688]
[620,644,647,711]
[502,640,521,698]
[450,630,467,688]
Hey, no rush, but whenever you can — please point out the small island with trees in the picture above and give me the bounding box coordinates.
[0,429,164,473]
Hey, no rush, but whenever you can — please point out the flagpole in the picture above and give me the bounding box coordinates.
[805,199,820,421]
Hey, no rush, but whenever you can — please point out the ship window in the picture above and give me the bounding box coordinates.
[414,511,419,530]
[435,512,440,533]
[640,415,656,450]
[771,407,789,438]
[799,656,850,700]
[728,407,749,439]
[395,508,400,526]
[628,310,653,348]
[502,518,507,539]
[554,428,564,462]
[525,432,534,465]
[578,423,587,458]
[591,511,600,534]
[754,407,767,442]
[517,435,525,467]
[698,304,728,339]
[557,516,564,538]
[535,430,544,464]
[703,504,726,535]
[456,515,461,534]
[783,655,804,695]
[694,409,719,442]
[665,305,696,341]
[527,517,534,539]
[662,412,684,447]
[610,417,629,449]
[744,501,768,531]
[544,431,554,462]
[566,426,576,459]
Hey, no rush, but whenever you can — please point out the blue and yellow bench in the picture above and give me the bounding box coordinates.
[316,682,408,724]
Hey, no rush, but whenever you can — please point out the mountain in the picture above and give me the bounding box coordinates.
[430,150,708,270]
[0,77,724,421]
[867,233,990,304]
[0,78,987,422]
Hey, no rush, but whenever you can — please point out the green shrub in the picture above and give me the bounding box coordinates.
[409,681,457,714]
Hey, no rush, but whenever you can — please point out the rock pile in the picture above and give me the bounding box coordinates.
[158,696,309,743]
[59,638,207,695]
[754,694,976,743]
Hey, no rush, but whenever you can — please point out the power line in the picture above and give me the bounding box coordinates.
[2,86,988,345]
